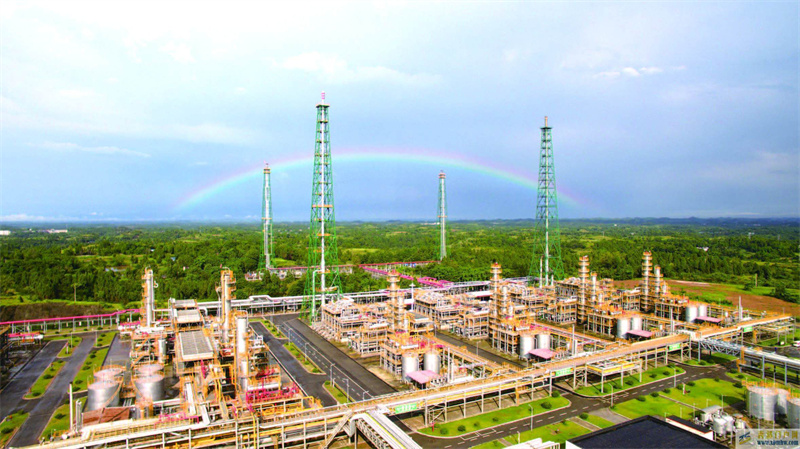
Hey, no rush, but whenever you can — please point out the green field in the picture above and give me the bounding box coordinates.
[73,347,110,391]
[25,359,65,399]
[683,352,737,366]
[419,395,569,437]
[57,336,83,358]
[284,342,322,374]
[94,331,117,347]
[584,414,614,429]
[661,378,745,409]
[41,400,77,441]
[324,381,350,403]
[503,420,590,447]
[613,394,696,420]
[575,365,683,396]
[0,411,28,447]
[260,319,285,338]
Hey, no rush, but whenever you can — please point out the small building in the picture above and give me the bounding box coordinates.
[566,415,726,449]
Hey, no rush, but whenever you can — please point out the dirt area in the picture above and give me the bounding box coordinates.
[615,279,800,316]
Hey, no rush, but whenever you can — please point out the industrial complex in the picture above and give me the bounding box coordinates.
[1,94,798,449]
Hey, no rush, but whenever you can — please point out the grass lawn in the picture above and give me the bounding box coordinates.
[284,342,322,374]
[57,336,83,358]
[94,331,117,347]
[683,352,737,366]
[324,381,350,403]
[614,394,696,420]
[419,395,570,437]
[503,420,590,446]
[575,365,683,396]
[260,319,285,339]
[661,378,745,410]
[41,400,77,441]
[471,440,506,449]
[0,411,28,446]
[73,347,110,391]
[584,414,614,429]
[25,359,66,399]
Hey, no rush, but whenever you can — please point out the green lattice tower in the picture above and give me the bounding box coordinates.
[529,116,564,287]
[438,171,447,260]
[303,92,341,320]
[258,163,273,272]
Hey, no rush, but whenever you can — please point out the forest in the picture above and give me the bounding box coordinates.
[0,218,798,315]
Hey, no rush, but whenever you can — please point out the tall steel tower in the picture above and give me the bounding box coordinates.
[438,171,447,260]
[303,92,341,320]
[529,116,564,287]
[259,163,273,271]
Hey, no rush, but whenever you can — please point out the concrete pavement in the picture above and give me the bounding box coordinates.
[0,340,65,423]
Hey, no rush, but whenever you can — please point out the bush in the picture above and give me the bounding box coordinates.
[663,388,671,393]
[714,377,720,382]
[541,401,552,410]
[552,391,561,398]
[30,391,41,397]
[610,405,617,410]
[668,363,675,368]
[734,382,743,388]
[54,413,65,420]
[737,374,745,379]
[580,413,589,420]
[699,360,708,366]
[687,381,696,387]
[457,425,466,432]
[562,420,568,426]
[663,371,671,376]
[728,368,737,374]
[650,392,659,397]
[649,373,657,379]
[440,428,449,435]
[43,374,53,379]
[625,379,635,386]
[637,396,646,402]
[89,353,96,359]
[1,428,12,435]
[492,416,500,422]
[473,422,480,428]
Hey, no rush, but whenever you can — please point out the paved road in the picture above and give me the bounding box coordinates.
[250,320,337,407]
[434,331,525,369]
[279,317,396,400]
[9,334,96,447]
[0,341,65,422]
[103,334,130,367]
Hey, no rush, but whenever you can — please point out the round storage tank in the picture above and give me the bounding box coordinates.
[722,415,735,434]
[615,318,630,339]
[748,386,777,421]
[630,316,642,331]
[519,335,535,357]
[698,304,708,318]
[536,333,551,351]
[685,306,698,323]
[401,354,419,381]
[777,389,789,415]
[136,363,163,376]
[787,397,800,428]
[423,351,440,373]
[94,366,123,382]
[135,374,165,402]
[711,415,727,436]
[87,380,120,411]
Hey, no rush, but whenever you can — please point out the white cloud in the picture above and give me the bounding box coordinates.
[503,49,519,63]
[640,66,663,75]
[593,70,621,79]
[276,52,441,86]
[161,42,195,63]
[37,141,151,158]
[0,213,50,222]
[621,67,640,77]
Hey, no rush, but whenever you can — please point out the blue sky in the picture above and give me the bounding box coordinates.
[1,1,797,222]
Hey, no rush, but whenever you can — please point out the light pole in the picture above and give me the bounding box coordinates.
[528,404,534,432]
[345,378,350,402]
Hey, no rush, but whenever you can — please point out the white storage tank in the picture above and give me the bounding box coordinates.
[722,414,735,434]
[87,380,120,411]
[630,316,642,331]
[684,306,698,323]
[698,304,708,318]
[136,363,163,376]
[776,389,789,415]
[519,335,535,357]
[401,354,419,381]
[135,374,165,402]
[787,396,800,428]
[94,366,123,382]
[615,318,630,339]
[748,385,778,421]
[536,333,551,351]
[711,415,727,437]
[423,351,441,373]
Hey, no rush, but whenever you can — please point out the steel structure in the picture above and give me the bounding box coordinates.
[530,116,564,287]
[438,171,447,260]
[259,163,273,271]
[304,92,341,321]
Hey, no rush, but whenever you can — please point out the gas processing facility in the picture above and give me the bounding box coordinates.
[21,94,799,449]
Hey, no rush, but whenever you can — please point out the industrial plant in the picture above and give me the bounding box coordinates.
[3,93,797,449]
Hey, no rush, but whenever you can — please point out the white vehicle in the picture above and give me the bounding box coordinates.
[792,341,800,348]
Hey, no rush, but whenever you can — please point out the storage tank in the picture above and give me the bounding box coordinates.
[630,316,642,331]
[776,389,789,415]
[136,363,163,376]
[748,385,777,421]
[615,318,630,339]
[401,354,419,381]
[698,304,708,318]
[787,396,800,428]
[684,306,698,323]
[94,366,123,382]
[86,380,120,411]
[711,415,727,437]
[158,338,167,363]
[721,414,735,434]
[135,374,165,402]
[519,335,535,357]
[536,333,551,351]
[423,351,440,373]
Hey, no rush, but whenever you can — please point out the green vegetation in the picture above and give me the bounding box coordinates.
[585,414,614,429]
[284,342,321,374]
[0,411,28,447]
[57,336,83,358]
[419,395,569,437]
[260,319,285,339]
[41,400,77,441]
[470,440,506,449]
[94,331,117,347]
[503,420,590,447]
[324,381,349,403]
[757,328,800,347]
[683,352,737,366]
[662,378,745,409]
[614,394,696,420]
[575,366,684,396]
[72,347,110,391]
[25,359,65,399]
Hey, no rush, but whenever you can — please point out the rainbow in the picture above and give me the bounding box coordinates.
[174,148,596,212]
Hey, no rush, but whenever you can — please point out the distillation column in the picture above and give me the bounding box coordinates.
[236,315,250,391]
[642,252,652,297]
[261,163,273,270]
[387,271,405,331]
[217,270,236,344]
[579,256,589,322]
[438,171,447,261]
[142,268,156,327]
